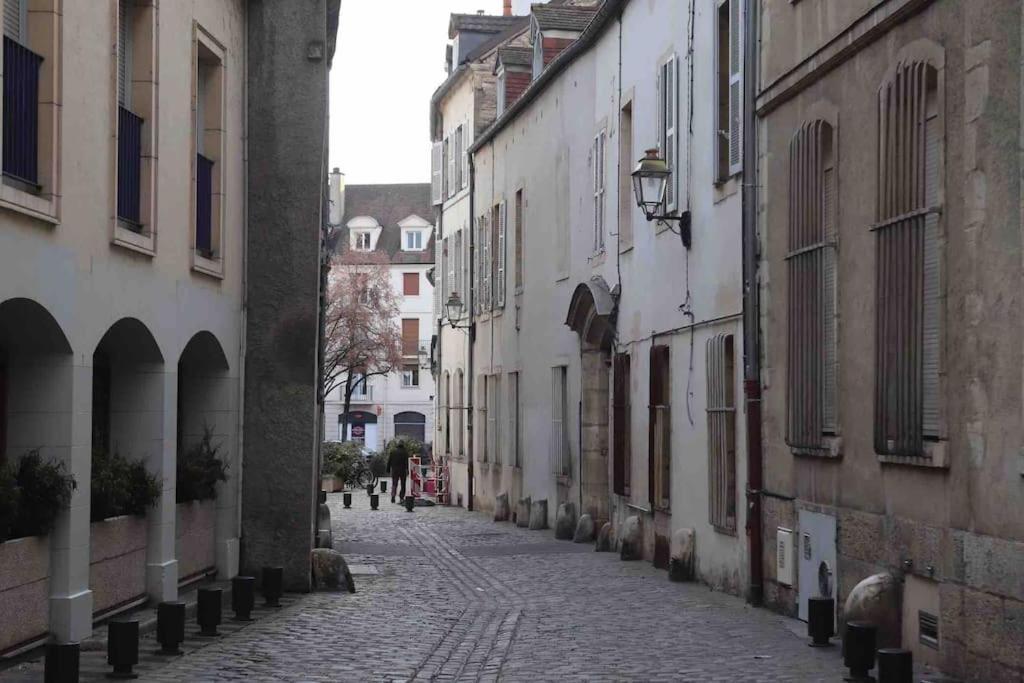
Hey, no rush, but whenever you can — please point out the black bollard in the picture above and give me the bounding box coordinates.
[262,566,283,607]
[404,495,415,512]
[380,480,387,493]
[107,619,139,679]
[232,576,255,621]
[877,648,913,683]
[197,587,223,637]
[807,596,835,647]
[370,493,380,510]
[343,492,352,508]
[44,642,79,683]
[318,490,327,505]
[155,601,185,655]
[843,621,877,681]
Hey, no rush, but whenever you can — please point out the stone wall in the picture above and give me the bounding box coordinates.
[0,536,49,652]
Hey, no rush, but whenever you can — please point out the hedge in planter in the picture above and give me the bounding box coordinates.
[177,427,228,503]
[90,448,160,521]
[0,450,77,543]
[321,441,364,484]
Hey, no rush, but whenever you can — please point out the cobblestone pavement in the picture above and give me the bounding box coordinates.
[5,493,849,681]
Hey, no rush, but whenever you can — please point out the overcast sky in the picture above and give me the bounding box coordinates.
[329,0,508,186]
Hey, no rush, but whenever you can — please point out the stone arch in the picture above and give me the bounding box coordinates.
[565,276,616,352]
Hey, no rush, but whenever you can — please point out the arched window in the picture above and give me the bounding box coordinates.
[394,411,426,443]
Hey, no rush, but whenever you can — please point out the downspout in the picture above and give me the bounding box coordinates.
[467,152,476,511]
[741,0,763,607]
[236,0,249,549]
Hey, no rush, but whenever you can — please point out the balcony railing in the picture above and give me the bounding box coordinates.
[3,37,43,187]
[117,107,144,226]
[195,153,214,256]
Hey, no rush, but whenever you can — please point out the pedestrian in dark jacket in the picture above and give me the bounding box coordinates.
[387,441,410,503]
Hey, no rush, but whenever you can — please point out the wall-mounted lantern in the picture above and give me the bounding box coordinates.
[631,148,692,248]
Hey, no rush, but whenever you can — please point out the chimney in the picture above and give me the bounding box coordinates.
[329,168,345,226]
[503,0,512,15]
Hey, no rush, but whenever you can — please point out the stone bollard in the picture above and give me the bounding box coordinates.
[515,497,532,528]
[156,601,186,655]
[197,587,223,637]
[620,515,642,560]
[843,621,877,681]
[44,642,79,683]
[107,619,140,679]
[554,502,576,540]
[262,566,283,607]
[595,522,613,552]
[493,492,511,522]
[528,499,548,530]
[668,528,695,582]
[232,576,255,621]
[573,514,595,543]
[311,548,357,593]
[877,648,912,683]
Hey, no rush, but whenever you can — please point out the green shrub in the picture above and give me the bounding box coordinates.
[368,451,388,478]
[91,448,160,521]
[0,464,19,543]
[176,427,229,503]
[384,436,423,460]
[12,450,76,538]
[321,441,362,483]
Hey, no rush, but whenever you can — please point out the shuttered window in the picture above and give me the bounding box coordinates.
[461,124,469,190]
[514,190,524,289]
[613,353,631,496]
[649,346,671,509]
[401,318,419,356]
[593,130,606,250]
[707,334,737,532]
[453,125,463,192]
[403,272,420,297]
[478,375,488,462]
[3,0,25,43]
[658,57,677,211]
[493,201,506,308]
[551,366,570,477]
[490,374,502,465]
[509,372,520,468]
[454,228,464,298]
[477,214,491,312]
[456,369,465,455]
[727,0,742,175]
[786,120,838,449]
[431,141,443,205]
[715,0,741,180]
[874,59,943,456]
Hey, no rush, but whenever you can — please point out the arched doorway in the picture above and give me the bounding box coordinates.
[178,331,234,582]
[340,410,378,449]
[394,411,426,443]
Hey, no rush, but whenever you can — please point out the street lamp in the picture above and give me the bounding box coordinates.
[631,148,692,248]
[443,292,472,330]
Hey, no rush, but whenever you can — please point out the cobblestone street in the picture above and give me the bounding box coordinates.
[6,493,849,682]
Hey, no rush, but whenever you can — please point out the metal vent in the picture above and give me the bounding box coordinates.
[919,610,939,649]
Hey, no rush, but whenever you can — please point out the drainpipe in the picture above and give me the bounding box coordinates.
[466,153,476,511]
[741,0,763,607]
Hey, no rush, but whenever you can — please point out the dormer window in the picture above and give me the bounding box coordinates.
[354,231,371,250]
[404,230,424,251]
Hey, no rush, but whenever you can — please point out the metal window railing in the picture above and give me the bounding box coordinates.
[3,37,43,186]
[117,106,144,226]
[195,153,214,256]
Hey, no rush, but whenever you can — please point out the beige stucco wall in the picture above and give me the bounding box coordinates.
[758,0,1024,679]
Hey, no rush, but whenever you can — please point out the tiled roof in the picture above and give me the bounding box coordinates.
[532,4,598,32]
[449,13,523,39]
[334,184,435,265]
[497,46,533,68]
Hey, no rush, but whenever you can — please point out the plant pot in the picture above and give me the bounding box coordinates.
[342,492,352,508]
[369,494,379,511]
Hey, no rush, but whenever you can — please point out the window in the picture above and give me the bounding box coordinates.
[456,369,465,455]
[461,125,469,190]
[444,237,455,302]
[350,372,368,399]
[551,366,570,477]
[402,364,419,388]
[194,26,226,271]
[593,129,606,251]
[353,231,372,250]
[403,272,419,296]
[492,202,506,308]
[707,334,736,532]
[658,56,678,210]
[875,55,944,457]
[476,213,491,312]
[453,124,463,192]
[786,120,838,450]
[715,0,742,181]
[478,375,488,462]
[488,374,501,465]
[431,140,443,205]
[509,372,520,468]
[401,318,419,356]
[442,136,450,200]
[649,345,670,508]
[618,101,634,251]
[613,353,631,496]
[444,372,451,454]
[514,190,524,289]
[497,72,507,116]
[532,34,543,79]
[454,228,464,299]
[116,0,143,230]
[404,230,424,251]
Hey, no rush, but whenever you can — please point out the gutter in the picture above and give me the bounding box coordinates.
[466,154,476,511]
[741,0,764,607]
[468,0,628,155]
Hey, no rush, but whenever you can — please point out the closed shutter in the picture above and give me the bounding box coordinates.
[662,56,678,211]
[431,141,443,205]
[118,0,132,108]
[649,346,670,508]
[453,126,462,191]
[405,271,420,297]
[479,376,488,462]
[492,375,502,465]
[612,353,631,496]
[480,214,491,311]
[922,110,941,436]
[496,201,506,308]
[402,319,419,356]
[462,124,470,190]
[3,0,24,43]
[445,238,455,302]
[727,0,742,175]
[454,229,463,298]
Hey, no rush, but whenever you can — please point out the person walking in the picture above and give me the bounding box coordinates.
[387,440,410,503]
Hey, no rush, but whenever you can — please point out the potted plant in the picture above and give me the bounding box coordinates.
[90,448,160,521]
[176,426,228,504]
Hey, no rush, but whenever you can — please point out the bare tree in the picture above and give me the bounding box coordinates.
[323,250,403,442]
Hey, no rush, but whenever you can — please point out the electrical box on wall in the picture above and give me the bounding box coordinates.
[798,510,838,625]
[776,527,794,587]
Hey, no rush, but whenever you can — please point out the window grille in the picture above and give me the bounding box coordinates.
[551,366,570,476]
[706,334,736,531]
[649,346,670,508]
[612,353,631,496]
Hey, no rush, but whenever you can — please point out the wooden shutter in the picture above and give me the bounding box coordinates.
[727,0,742,175]
[431,141,443,205]
[514,190,524,288]
[612,353,631,496]
[496,201,507,308]
[649,346,670,508]
[462,124,470,190]
[661,56,678,211]
[3,0,24,43]
[404,272,419,297]
[707,335,736,531]
[479,214,490,311]
[402,319,418,356]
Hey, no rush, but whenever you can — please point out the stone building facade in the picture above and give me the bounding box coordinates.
[756,0,1024,679]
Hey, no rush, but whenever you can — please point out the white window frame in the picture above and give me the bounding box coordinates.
[431,140,443,205]
[495,201,507,308]
[461,123,470,190]
[402,365,420,388]
[659,55,678,212]
[404,230,424,251]
[593,129,606,251]
[354,231,371,251]
[715,0,743,180]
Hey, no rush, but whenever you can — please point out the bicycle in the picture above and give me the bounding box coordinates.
[347,457,378,490]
